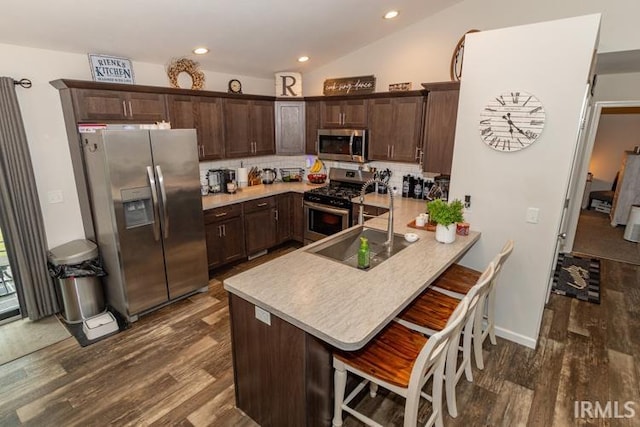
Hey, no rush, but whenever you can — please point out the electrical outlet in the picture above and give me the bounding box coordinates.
[47,190,63,204]
[255,306,271,325]
[464,195,471,209]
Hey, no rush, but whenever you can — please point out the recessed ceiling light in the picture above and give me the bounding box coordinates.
[193,47,209,55]
[384,10,399,19]
[298,56,310,63]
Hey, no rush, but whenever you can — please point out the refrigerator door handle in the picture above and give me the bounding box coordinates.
[156,165,169,239]
[146,166,161,241]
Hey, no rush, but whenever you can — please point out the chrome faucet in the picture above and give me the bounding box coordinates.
[359,178,394,252]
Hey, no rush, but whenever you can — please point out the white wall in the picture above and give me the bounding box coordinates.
[304,0,640,95]
[594,72,640,101]
[589,114,640,191]
[0,42,273,248]
[449,15,600,347]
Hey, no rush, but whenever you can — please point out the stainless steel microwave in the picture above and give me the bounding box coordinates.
[317,129,368,163]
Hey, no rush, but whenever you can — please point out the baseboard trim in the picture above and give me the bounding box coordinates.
[495,326,537,349]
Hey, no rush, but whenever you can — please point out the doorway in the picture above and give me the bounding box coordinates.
[563,100,640,265]
[0,226,20,322]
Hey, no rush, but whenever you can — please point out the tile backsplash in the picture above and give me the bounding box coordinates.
[199,155,437,191]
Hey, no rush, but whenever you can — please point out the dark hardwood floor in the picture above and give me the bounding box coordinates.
[0,247,637,426]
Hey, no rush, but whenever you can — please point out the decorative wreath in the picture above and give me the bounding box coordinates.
[167,57,205,90]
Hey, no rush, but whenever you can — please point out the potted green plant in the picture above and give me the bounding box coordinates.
[426,199,464,243]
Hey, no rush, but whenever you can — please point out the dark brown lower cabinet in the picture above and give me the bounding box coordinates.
[204,204,245,269]
[292,192,304,243]
[244,197,277,255]
[276,193,293,244]
[229,294,333,427]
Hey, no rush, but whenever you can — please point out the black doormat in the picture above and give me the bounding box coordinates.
[60,308,129,347]
[551,254,601,304]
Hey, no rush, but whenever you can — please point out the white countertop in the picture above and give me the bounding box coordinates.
[223,194,480,351]
[201,182,323,210]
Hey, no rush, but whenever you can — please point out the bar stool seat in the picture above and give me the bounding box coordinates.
[398,288,460,331]
[334,322,427,388]
[432,264,481,297]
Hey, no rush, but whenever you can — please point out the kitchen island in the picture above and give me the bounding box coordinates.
[223,195,480,426]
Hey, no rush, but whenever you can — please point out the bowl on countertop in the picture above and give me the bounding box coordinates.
[404,233,419,243]
[307,173,327,184]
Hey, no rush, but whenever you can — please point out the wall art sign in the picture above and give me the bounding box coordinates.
[389,82,412,92]
[323,75,376,96]
[275,72,303,97]
[88,54,135,84]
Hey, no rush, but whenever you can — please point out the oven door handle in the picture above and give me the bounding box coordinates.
[304,201,350,216]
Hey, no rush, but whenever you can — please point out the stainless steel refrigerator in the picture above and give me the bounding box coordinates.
[82,129,208,321]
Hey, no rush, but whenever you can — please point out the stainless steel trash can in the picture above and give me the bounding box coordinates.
[48,239,105,323]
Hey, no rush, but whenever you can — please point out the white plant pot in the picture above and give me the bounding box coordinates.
[435,223,457,244]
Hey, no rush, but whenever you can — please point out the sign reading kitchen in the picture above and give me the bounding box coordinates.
[323,75,375,96]
[88,54,135,84]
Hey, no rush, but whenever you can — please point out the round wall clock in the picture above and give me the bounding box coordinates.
[228,79,242,94]
[450,29,480,81]
[479,91,546,152]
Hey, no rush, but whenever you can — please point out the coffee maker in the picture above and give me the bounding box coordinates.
[223,169,237,193]
[207,169,225,194]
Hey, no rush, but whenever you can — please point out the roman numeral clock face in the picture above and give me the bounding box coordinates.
[479,91,546,152]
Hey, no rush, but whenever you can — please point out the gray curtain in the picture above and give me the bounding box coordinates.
[0,77,60,320]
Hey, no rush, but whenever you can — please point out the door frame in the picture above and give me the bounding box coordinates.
[562,99,640,253]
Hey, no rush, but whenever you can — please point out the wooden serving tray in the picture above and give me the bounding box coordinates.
[407,219,436,231]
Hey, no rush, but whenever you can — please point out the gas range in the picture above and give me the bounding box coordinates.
[303,168,375,243]
[303,168,375,209]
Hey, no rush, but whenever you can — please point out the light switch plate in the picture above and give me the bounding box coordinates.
[255,306,271,325]
[526,207,540,224]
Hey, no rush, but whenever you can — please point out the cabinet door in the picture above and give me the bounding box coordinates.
[342,99,367,128]
[275,101,305,155]
[292,193,304,243]
[422,89,460,174]
[305,101,320,154]
[224,99,252,158]
[205,222,224,269]
[320,100,343,128]
[220,216,246,264]
[368,98,394,161]
[126,92,167,122]
[252,100,276,156]
[244,208,277,254]
[197,97,225,160]
[73,89,128,121]
[73,89,167,123]
[390,96,424,163]
[167,95,196,129]
[276,193,293,244]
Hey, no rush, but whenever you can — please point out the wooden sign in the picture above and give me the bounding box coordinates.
[389,82,412,92]
[323,75,375,96]
[88,54,135,84]
[275,72,302,97]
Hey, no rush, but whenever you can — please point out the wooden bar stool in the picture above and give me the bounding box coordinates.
[332,298,469,427]
[396,262,496,418]
[431,240,514,369]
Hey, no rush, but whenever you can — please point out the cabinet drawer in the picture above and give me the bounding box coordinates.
[243,196,276,213]
[205,203,242,224]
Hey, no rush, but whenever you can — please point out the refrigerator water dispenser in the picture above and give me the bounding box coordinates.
[122,187,154,228]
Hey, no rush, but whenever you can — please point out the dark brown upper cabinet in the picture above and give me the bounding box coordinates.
[421,82,460,174]
[72,89,167,123]
[305,100,321,154]
[320,99,367,128]
[167,95,224,160]
[368,96,424,163]
[224,99,275,158]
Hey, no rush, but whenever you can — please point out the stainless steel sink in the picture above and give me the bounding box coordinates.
[306,226,412,270]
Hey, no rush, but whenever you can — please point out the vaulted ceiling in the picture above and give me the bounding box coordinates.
[0,0,464,78]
